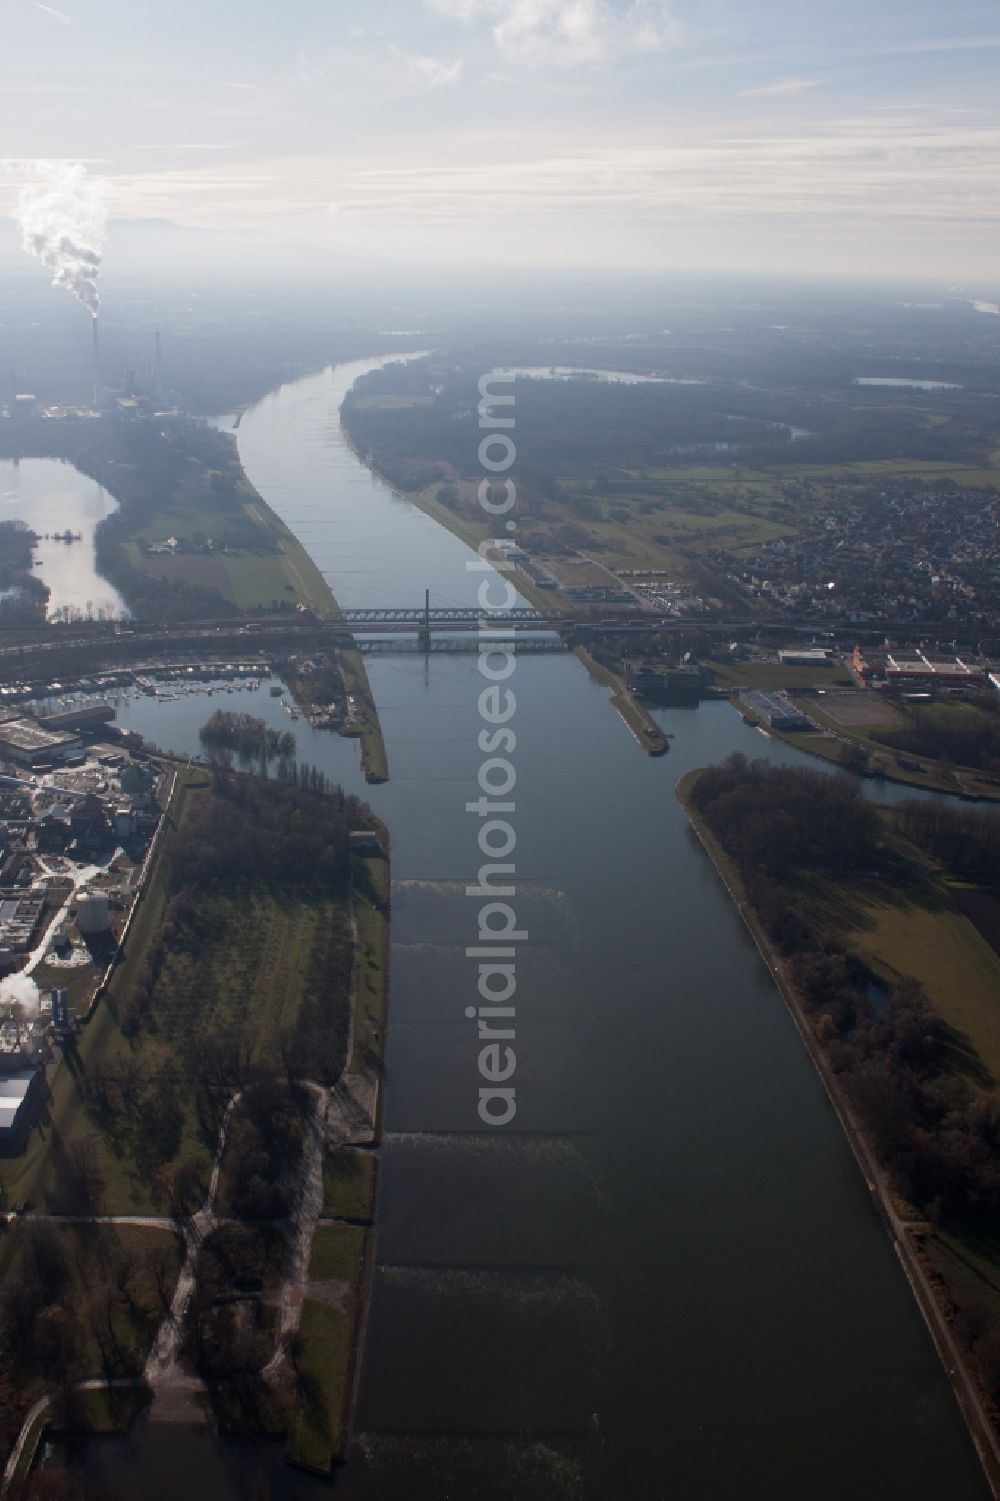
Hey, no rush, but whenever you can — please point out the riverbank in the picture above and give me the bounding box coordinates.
[574,647,668,755]
[221,432,389,784]
[338,419,562,615]
[792,695,1000,804]
[733,695,1000,803]
[676,769,1000,1499]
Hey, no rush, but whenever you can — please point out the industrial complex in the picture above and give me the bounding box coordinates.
[0,699,165,1154]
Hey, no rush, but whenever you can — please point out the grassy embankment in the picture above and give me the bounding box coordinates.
[573,648,668,757]
[798,696,1000,804]
[283,848,388,1467]
[286,1224,367,1473]
[288,846,389,1471]
[348,850,391,1082]
[677,769,1000,1491]
[323,1148,377,1220]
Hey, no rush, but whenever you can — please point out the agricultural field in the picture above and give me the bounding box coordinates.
[342,352,1000,610]
[121,478,331,614]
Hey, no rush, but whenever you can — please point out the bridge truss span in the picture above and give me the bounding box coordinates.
[334,606,560,627]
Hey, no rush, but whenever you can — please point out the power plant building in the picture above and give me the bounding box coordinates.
[0,1069,41,1155]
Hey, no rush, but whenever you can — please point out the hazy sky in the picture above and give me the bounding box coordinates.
[2,0,999,281]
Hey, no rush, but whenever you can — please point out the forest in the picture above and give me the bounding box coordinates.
[874,701,1000,774]
[163,767,359,896]
[343,347,1000,492]
[896,798,1000,883]
[198,710,296,767]
[0,518,48,625]
[688,755,880,876]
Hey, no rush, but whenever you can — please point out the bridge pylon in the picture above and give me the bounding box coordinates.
[418,588,431,651]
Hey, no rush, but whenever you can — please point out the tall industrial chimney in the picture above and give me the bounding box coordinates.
[92,316,100,409]
[154,331,163,401]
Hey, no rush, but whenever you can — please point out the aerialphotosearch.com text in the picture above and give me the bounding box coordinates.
[466,371,523,1127]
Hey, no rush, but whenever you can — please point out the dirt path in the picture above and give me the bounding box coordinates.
[4,861,382,1472]
[142,1091,243,1415]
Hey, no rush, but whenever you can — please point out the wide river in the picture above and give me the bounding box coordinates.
[83,360,989,1500]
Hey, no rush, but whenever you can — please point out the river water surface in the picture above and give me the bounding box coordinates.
[73,361,989,1500]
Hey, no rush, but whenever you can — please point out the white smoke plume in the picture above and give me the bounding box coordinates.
[16,160,108,317]
[0,973,42,1018]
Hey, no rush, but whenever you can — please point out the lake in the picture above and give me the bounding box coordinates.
[0,456,125,620]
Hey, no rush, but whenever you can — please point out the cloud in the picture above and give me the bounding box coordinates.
[741,77,822,99]
[428,0,675,68]
[889,33,1000,56]
[390,44,463,86]
[107,110,1000,240]
[295,51,328,86]
[34,2,72,22]
[133,143,240,153]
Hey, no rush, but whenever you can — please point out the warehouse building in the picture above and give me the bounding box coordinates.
[853,646,986,688]
[779,649,832,667]
[625,660,703,702]
[0,718,81,768]
[741,690,811,731]
[37,704,115,734]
